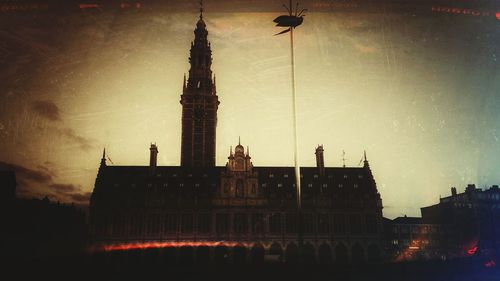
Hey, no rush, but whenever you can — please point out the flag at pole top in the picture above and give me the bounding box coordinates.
[273,0,307,35]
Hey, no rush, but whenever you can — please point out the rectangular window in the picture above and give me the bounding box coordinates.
[251,213,264,234]
[302,213,314,234]
[269,213,282,234]
[333,214,346,234]
[234,213,248,234]
[216,213,229,234]
[197,213,211,233]
[317,213,330,234]
[285,213,297,233]
[349,214,363,235]
[164,214,178,234]
[365,214,377,234]
[181,213,193,233]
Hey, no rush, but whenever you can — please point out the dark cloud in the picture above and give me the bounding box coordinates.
[69,192,91,203]
[60,128,94,151]
[31,100,61,121]
[0,160,52,184]
[50,183,78,193]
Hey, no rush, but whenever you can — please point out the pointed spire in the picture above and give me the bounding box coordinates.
[199,0,204,20]
[230,146,233,156]
[363,150,370,168]
[100,148,107,167]
[246,146,249,156]
[183,73,186,90]
[238,136,241,146]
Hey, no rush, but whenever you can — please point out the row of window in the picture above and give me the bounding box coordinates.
[94,213,379,236]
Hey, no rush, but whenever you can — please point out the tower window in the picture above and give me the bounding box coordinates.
[269,174,274,178]
[353,184,358,188]
[344,175,348,179]
[314,174,318,178]
[236,180,244,198]
[338,184,343,188]
[284,174,289,178]
[308,183,313,188]
[277,183,283,188]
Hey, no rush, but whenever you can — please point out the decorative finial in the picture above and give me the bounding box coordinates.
[230,145,233,156]
[238,136,241,145]
[364,150,367,161]
[342,150,346,168]
[247,146,249,156]
[102,148,106,160]
[199,0,203,19]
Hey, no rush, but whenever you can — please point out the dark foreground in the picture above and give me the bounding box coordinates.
[4,253,499,281]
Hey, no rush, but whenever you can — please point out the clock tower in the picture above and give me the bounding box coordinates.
[180,5,220,167]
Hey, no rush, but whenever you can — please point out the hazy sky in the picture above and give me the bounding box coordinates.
[0,1,499,218]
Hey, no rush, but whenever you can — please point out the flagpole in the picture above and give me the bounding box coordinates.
[290,21,303,260]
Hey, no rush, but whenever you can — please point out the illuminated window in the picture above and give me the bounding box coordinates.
[277,183,283,188]
[353,184,358,188]
[308,183,313,188]
[314,174,318,178]
[322,183,328,188]
[338,184,343,188]
[344,175,348,179]
[195,183,200,188]
[284,174,289,178]
[179,183,184,188]
[269,174,274,178]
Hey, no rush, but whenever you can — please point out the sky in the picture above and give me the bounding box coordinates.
[0,0,499,218]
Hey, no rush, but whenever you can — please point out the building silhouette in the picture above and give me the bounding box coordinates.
[89,6,384,264]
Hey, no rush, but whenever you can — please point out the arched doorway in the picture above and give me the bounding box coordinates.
[302,243,316,264]
[215,246,229,264]
[351,243,365,264]
[233,245,247,265]
[285,243,299,264]
[268,242,283,262]
[335,243,348,265]
[196,246,210,265]
[251,244,265,264]
[367,244,381,263]
[318,243,332,264]
[178,246,194,265]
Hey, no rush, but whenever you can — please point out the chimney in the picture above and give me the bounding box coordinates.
[315,145,325,176]
[150,143,158,167]
[451,187,457,196]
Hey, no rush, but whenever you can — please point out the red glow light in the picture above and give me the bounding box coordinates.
[467,246,478,255]
[100,241,246,252]
[485,260,496,267]
[496,12,500,20]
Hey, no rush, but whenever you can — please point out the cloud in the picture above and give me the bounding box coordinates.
[0,161,52,184]
[31,100,61,121]
[60,128,93,151]
[50,183,78,193]
[69,192,91,204]
[354,43,378,54]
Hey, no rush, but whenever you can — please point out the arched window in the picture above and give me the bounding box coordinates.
[236,179,244,198]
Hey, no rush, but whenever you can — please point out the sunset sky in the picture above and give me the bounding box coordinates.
[0,0,499,218]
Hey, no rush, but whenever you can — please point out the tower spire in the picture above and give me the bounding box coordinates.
[100,148,107,167]
[199,0,203,19]
[363,150,370,168]
[238,136,241,146]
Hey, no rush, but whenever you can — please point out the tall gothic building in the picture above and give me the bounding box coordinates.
[89,7,384,264]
